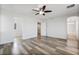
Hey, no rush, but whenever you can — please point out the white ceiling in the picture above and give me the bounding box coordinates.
[1,4,79,18]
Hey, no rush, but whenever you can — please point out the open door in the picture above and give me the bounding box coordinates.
[67,16,79,54]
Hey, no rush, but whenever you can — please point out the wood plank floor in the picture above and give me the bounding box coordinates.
[0,36,72,55]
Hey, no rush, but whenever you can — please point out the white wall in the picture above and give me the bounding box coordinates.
[0,15,1,44]
[15,16,46,39]
[47,16,67,39]
[19,17,37,39]
[0,15,46,44]
[0,13,36,44]
[0,16,1,43]
[47,15,79,39]
[0,14,14,44]
[0,7,46,44]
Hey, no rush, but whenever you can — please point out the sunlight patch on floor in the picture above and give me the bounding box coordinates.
[12,38,21,55]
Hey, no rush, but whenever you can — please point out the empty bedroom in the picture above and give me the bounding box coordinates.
[0,4,79,55]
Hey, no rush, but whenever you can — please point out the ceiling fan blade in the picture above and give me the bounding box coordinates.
[32,9,39,12]
[42,5,46,11]
[67,4,75,8]
[35,13,39,15]
[44,10,52,13]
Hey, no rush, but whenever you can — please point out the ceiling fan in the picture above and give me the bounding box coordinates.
[32,5,52,16]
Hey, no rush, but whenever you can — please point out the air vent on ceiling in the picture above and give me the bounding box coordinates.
[67,4,75,8]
